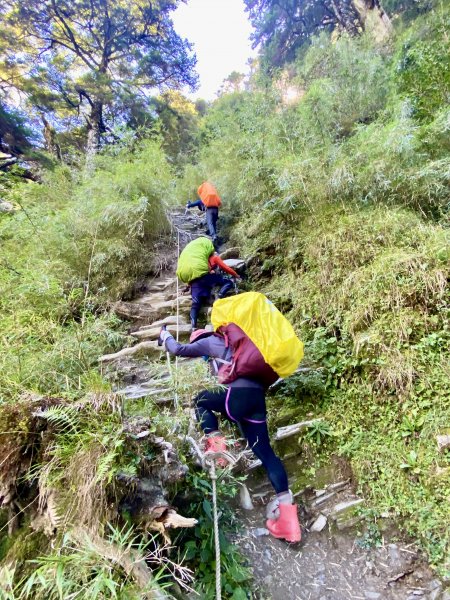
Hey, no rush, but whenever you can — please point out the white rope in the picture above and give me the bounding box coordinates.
[209,460,222,600]
[176,230,180,344]
[173,210,222,598]
[174,229,180,409]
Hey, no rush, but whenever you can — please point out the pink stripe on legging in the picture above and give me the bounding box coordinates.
[225,387,267,424]
[225,387,236,422]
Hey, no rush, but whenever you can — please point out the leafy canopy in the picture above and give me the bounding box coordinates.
[244,0,391,67]
[0,0,198,149]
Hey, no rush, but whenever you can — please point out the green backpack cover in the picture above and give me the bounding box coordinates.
[176,237,215,283]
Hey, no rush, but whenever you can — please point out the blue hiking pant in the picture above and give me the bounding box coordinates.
[206,207,219,238]
[194,387,289,494]
[190,273,233,327]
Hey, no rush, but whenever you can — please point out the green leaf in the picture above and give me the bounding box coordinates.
[202,498,213,520]
[231,587,249,600]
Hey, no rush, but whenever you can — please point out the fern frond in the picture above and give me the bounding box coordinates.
[33,405,80,432]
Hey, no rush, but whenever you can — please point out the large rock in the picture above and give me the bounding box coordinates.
[223,258,246,271]
[329,498,364,530]
[220,247,241,260]
[436,434,450,452]
[0,199,14,213]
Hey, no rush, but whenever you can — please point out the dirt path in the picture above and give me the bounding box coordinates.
[102,208,446,600]
[234,479,441,600]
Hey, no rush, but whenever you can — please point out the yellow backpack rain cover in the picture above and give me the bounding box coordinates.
[211,291,304,378]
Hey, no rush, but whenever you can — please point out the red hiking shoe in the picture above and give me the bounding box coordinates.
[204,434,227,468]
[266,503,301,543]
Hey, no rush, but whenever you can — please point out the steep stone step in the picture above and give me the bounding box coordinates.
[118,384,173,401]
[223,258,246,271]
[113,295,191,323]
[100,340,162,363]
[113,301,160,322]
[138,315,188,330]
[135,292,176,305]
[329,498,364,530]
[131,323,192,341]
[219,247,240,260]
[145,277,176,294]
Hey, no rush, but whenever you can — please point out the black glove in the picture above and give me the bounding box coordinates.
[157,325,168,347]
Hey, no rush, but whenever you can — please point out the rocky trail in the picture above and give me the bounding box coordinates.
[101,208,446,600]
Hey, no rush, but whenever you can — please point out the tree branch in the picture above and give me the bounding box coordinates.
[50,0,99,69]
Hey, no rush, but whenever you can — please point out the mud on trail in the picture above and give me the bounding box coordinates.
[103,208,446,600]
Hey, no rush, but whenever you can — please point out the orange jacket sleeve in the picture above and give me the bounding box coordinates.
[209,255,238,278]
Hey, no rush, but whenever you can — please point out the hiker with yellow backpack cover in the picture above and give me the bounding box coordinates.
[158,292,304,542]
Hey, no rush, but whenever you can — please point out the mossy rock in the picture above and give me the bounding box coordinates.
[1,525,49,577]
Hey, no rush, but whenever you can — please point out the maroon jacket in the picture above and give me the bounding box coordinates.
[216,323,278,389]
[164,325,278,390]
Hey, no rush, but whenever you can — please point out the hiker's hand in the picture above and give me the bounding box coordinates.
[235,276,242,283]
[158,327,171,346]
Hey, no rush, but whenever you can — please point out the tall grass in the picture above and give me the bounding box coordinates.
[0,139,172,399]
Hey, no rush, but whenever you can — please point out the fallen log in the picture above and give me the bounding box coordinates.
[163,509,197,529]
[274,419,323,440]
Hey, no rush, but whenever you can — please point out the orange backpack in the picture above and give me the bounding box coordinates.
[198,181,222,208]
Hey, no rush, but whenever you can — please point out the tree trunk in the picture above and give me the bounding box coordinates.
[352,0,392,40]
[42,116,62,160]
[85,100,103,168]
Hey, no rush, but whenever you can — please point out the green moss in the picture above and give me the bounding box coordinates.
[1,525,49,578]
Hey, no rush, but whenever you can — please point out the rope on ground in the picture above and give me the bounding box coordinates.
[208,459,222,600]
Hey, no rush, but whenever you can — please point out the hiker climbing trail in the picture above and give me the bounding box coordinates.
[101,207,444,600]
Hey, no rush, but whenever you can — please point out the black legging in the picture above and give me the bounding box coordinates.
[189,273,233,327]
[194,387,289,494]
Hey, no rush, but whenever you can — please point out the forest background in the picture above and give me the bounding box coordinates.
[0,0,449,597]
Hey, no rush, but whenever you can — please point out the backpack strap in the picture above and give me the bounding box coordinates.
[211,344,232,375]
[222,330,230,348]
